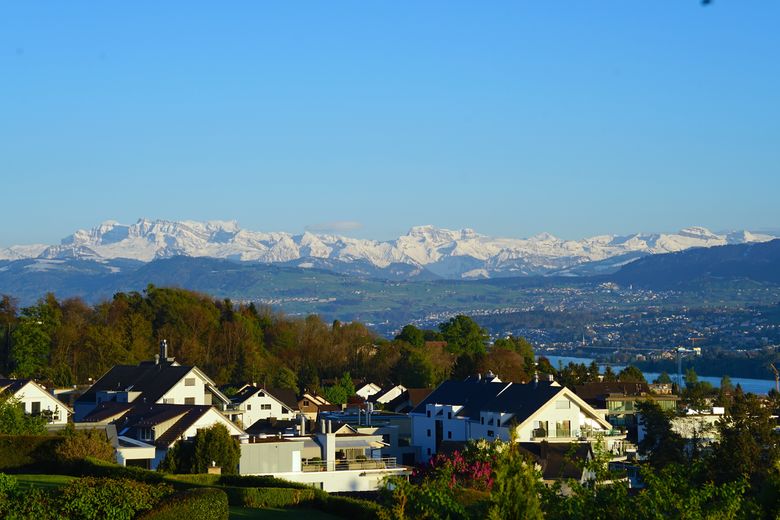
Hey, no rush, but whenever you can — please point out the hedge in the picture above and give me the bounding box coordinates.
[315,493,382,520]
[137,488,228,520]
[225,486,318,508]
[66,457,166,483]
[218,474,311,489]
[0,435,62,472]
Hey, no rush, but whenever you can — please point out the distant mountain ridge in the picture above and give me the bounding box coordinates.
[1,218,775,280]
[610,238,780,288]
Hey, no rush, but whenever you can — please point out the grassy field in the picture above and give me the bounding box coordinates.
[229,506,341,519]
[13,474,76,490]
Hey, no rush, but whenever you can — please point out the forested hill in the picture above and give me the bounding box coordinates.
[610,239,780,289]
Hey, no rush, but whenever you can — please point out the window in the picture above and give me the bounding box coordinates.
[139,427,153,441]
[481,417,484,425]
[427,429,431,437]
[303,400,310,407]
[261,404,272,410]
[246,404,252,410]
[555,399,571,409]
[185,397,195,405]
[447,431,452,439]
[282,408,289,414]
[163,398,175,404]
[487,430,494,437]
[447,412,452,419]
[426,410,431,417]
[427,448,431,455]
[556,420,571,438]
[185,378,196,387]
[31,402,41,415]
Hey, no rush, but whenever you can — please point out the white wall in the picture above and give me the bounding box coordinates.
[264,467,408,492]
[238,390,295,428]
[180,408,245,440]
[159,369,208,405]
[14,382,69,425]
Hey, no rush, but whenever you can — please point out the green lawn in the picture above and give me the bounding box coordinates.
[13,474,77,490]
[229,506,342,520]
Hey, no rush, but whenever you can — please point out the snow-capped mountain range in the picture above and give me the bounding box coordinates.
[1,219,776,279]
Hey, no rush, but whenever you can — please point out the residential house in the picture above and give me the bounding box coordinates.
[411,376,615,460]
[80,401,245,469]
[355,382,383,401]
[239,417,407,491]
[0,378,71,426]
[370,384,407,406]
[74,340,230,421]
[298,392,333,421]
[574,382,679,429]
[228,385,299,429]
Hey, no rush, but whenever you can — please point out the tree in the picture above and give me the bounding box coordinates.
[654,371,673,385]
[395,325,425,349]
[438,315,488,358]
[710,391,780,487]
[0,394,46,435]
[636,401,685,469]
[10,316,51,378]
[618,365,646,383]
[323,372,356,405]
[487,439,544,520]
[162,423,240,474]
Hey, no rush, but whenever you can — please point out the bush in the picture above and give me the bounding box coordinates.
[137,488,228,520]
[163,473,222,487]
[315,493,381,519]
[55,426,115,464]
[57,477,172,520]
[225,487,317,508]
[67,457,165,483]
[218,474,311,489]
[0,435,62,472]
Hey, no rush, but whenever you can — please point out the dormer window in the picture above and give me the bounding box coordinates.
[139,427,153,441]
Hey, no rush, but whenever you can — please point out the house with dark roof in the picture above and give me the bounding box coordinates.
[74,340,230,421]
[228,385,299,428]
[573,381,679,428]
[81,401,245,469]
[411,375,614,460]
[0,378,72,426]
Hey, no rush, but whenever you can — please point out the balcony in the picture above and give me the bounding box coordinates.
[301,457,398,472]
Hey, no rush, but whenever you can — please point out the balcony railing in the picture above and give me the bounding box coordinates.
[301,457,398,472]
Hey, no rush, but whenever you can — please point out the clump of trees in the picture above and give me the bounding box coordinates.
[0,290,539,396]
[160,423,240,474]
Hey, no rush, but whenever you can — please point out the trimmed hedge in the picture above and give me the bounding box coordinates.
[315,493,381,520]
[225,486,318,508]
[66,457,165,483]
[137,488,228,520]
[217,474,311,489]
[0,435,63,472]
[57,477,172,520]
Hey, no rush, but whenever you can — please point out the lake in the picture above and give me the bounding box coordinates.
[542,355,776,395]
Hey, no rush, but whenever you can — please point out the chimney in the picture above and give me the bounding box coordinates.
[327,420,333,434]
[299,414,306,436]
[160,339,168,362]
[533,371,539,388]
[154,354,160,365]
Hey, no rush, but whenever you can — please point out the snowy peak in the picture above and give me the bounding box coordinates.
[1,220,776,279]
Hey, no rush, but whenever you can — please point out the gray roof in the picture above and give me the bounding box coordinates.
[411,379,562,422]
[76,362,196,405]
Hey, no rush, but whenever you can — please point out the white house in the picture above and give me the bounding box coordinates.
[0,378,71,426]
[229,385,299,428]
[239,418,407,491]
[410,376,614,460]
[74,340,230,421]
[371,384,407,405]
[81,402,245,469]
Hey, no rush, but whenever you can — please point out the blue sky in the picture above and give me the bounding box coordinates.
[1,2,778,247]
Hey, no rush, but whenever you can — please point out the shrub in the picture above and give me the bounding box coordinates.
[55,426,115,464]
[163,473,221,487]
[137,488,228,520]
[317,494,381,519]
[0,435,62,472]
[225,487,317,508]
[57,477,172,520]
[67,457,165,483]
[218,474,311,489]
